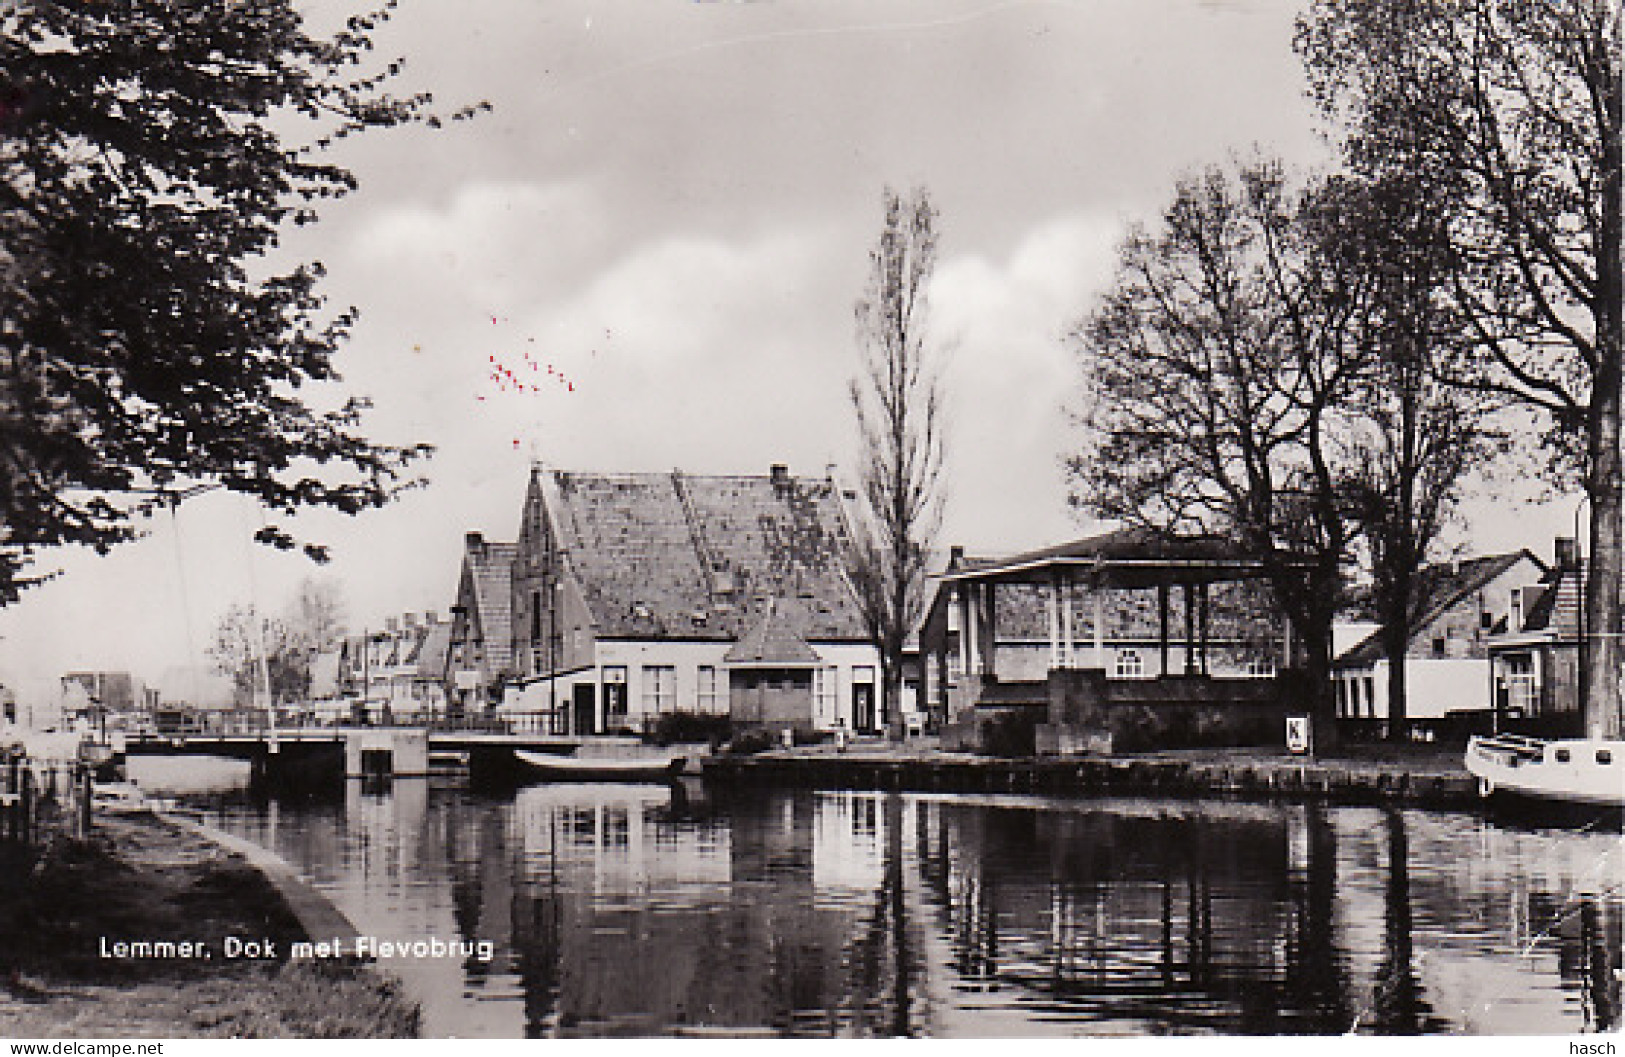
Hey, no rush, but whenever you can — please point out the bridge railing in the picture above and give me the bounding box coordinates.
[146,708,568,737]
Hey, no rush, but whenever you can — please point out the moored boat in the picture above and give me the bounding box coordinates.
[1464,734,1625,807]
[514,748,685,783]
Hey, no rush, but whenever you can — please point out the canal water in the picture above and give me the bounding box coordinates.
[159,769,1619,1038]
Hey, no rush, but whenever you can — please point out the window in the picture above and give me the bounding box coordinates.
[1114,650,1145,679]
[1555,748,1572,764]
[814,667,838,720]
[641,665,675,714]
[1246,655,1277,678]
[1431,637,1447,659]
[697,665,725,714]
[1597,749,1614,765]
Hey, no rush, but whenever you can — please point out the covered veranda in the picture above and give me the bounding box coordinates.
[931,527,1309,753]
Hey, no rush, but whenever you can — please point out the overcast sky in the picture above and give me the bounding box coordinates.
[0,0,1583,702]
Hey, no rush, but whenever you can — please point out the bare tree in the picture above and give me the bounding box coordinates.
[1070,160,1365,751]
[1317,173,1503,741]
[1299,0,1624,736]
[207,603,308,708]
[286,576,349,657]
[849,187,947,738]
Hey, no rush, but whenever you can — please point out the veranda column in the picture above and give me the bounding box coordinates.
[1048,572,1062,670]
[957,586,973,678]
[982,583,998,678]
[1061,574,1075,669]
[1092,580,1106,670]
[1158,582,1171,677]
[1198,582,1211,675]
[1184,582,1197,675]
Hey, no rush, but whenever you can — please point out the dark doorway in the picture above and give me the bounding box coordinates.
[854,681,876,733]
[573,683,596,735]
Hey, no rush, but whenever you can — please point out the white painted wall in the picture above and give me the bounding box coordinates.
[1337,658,1490,720]
[505,638,885,731]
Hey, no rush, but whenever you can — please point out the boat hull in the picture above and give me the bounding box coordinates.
[1465,736,1625,808]
[513,748,685,783]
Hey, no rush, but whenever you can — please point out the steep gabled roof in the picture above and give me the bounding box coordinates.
[723,598,824,666]
[457,536,517,668]
[1338,550,1541,664]
[548,469,866,642]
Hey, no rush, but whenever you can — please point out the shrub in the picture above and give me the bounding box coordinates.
[647,711,733,746]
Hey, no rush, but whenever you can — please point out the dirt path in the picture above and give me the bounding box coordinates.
[0,812,418,1039]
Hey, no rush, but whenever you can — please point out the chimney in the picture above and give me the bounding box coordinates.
[769,463,789,486]
[1555,536,1580,571]
[384,616,399,634]
[465,530,485,556]
[424,610,439,625]
[404,612,418,629]
[949,545,965,570]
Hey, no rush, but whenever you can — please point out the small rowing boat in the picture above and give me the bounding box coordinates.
[514,749,685,783]
[1464,734,1625,807]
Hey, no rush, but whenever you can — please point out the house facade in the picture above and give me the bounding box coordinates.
[337,612,452,719]
[445,533,519,712]
[1332,550,1546,730]
[485,463,882,735]
[1486,538,1615,735]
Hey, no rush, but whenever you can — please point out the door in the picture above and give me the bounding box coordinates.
[573,683,596,735]
[853,682,875,734]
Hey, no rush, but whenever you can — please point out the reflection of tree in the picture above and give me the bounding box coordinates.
[1285,805,1353,1028]
[1573,899,1620,1032]
[839,794,923,1036]
[1369,810,1435,1033]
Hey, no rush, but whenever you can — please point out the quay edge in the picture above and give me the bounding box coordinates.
[700,752,1482,808]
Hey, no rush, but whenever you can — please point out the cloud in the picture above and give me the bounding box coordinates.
[930,213,1124,551]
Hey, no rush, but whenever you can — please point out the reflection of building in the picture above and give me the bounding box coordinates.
[1333,550,1544,731]
[479,464,881,735]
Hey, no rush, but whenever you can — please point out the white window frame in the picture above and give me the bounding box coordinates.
[814,666,839,722]
[641,664,675,715]
[1114,649,1146,679]
[697,665,725,714]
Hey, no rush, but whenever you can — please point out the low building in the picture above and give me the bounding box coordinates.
[1332,550,1545,733]
[488,463,882,735]
[924,529,1297,754]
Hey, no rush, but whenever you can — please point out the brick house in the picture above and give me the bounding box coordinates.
[446,533,519,711]
[1332,550,1545,730]
[481,463,882,735]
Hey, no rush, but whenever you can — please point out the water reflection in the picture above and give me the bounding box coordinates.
[205,783,1620,1037]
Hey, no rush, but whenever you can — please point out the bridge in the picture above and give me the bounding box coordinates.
[117,712,657,783]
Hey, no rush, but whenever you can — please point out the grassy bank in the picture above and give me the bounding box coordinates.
[0,812,418,1039]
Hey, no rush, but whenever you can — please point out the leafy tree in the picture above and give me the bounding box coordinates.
[0,0,484,604]
[1069,160,1366,750]
[1298,0,1623,736]
[848,187,947,737]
